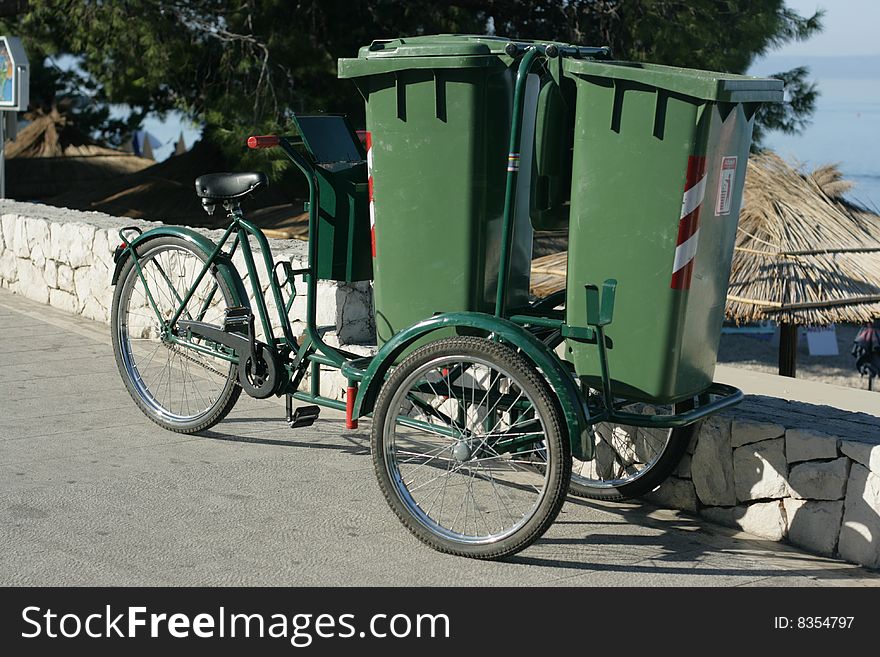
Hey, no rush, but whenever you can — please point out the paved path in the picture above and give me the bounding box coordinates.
[1,288,878,586]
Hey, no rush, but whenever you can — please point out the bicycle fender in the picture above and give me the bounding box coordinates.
[111,226,250,308]
[354,311,593,460]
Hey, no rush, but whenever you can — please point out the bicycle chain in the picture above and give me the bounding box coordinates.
[165,341,233,379]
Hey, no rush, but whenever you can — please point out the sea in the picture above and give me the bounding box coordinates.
[748,54,880,211]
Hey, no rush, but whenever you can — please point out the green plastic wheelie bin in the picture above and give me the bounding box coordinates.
[562,59,783,402]
[338,35,578,343]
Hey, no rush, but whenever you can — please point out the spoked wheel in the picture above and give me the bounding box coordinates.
[569,395,696,501]
[111,236,241,433]
[371,337,570,560]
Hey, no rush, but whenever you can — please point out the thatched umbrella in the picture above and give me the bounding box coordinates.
[727,152,880,376]
[6,107,153,199]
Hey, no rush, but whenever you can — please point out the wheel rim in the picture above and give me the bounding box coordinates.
[382,354,553,545]
[116,243,236,424]
[571,401,674,489]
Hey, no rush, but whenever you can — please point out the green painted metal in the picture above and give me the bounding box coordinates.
[530,72,574,230]
[119,225,250,311]
[496,47,540,317]
[312,163,372,282]
[289,114,372,283]
[562,57,783,403]
[351,311,593,460]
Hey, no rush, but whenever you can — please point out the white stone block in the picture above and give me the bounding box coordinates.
[49,288,81,315]
[30,242,47,269]
[788,457,850,500]
[43,261,58,288]
[838,464,880,569]
[14,259,48,304]
[646,476,699,513]
[674,452,693,479]
[733,437,789,502]
[692,415,736,506]
[786,428,839,464]
[0,250,18,284]
[785,499,844,557]
[700,505,738,529]
[731,418,785,448]
[25,217,50,256]
[57,263,75,293]
[735,500,787,541]
[840,441,880,476]
[68,223,98,268]
[0,214,17,253]
[13,217,29,257]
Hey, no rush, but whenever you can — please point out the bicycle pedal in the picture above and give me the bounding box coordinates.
[288,405,320,429]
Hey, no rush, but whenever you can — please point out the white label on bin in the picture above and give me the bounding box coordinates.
[715,156,738,216]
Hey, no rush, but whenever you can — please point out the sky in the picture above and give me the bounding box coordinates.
[770,0,880,57]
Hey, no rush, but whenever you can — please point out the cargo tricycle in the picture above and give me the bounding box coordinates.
[110,36,782,559]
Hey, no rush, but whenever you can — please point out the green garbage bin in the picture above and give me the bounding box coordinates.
[338,35,575,343]
[562,59,783,403]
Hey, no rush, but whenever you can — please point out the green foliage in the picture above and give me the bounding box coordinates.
[2,0,823,163]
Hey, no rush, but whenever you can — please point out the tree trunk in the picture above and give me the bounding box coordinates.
[778,323,798,378]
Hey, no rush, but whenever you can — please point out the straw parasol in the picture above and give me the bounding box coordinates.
[728,152,880,376]
[6,107,154,199]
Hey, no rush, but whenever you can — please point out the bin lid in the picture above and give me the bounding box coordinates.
[564,59,784,103]
[339,34,520,78]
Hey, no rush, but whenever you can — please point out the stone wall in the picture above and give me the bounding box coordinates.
[648,394,880,570]
[0,200,374,399]
[2,201,879,570]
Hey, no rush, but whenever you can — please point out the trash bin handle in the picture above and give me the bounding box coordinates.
[504,41,612,60]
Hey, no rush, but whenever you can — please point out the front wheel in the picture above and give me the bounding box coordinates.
[371,337,571,560]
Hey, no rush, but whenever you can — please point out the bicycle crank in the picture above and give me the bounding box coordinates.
[177,311,282,400]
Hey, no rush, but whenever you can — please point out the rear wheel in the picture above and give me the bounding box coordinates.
[371,337,570,559]
[111,236,241,433]
[568,398,696,501]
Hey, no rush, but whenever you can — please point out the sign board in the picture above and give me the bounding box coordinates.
[0,35,28,111]
[805,324,839,356]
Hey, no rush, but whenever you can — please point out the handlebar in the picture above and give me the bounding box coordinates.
[247,135,281,149]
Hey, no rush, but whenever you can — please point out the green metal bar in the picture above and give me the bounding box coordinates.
[195,232,241,321]
[236,224,276,346]
[166,334,238,363]
[292,390,346,412]
[508,314,565,330]
[310,360,320,398]
[169,222,237,327]
[128,248,166,328]
[604,383,744,429]
[495,47,542,318]
[279,139,348,369]
[238,217,299,349]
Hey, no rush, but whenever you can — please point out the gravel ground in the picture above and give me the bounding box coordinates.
[717,323,878,392]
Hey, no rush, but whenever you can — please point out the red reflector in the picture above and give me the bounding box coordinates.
[119,242,127,249]
[247,135,280,149]
[356,130,368,147]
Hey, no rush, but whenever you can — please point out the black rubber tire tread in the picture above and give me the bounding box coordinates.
[111,235,242,434]
[371,336,570,560]
[568,401,698,501]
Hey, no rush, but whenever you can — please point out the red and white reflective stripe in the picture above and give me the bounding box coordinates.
[366,131,376,258]
[670,155,707,290]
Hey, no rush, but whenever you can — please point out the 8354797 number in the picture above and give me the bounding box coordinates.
[774,616,854,629]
